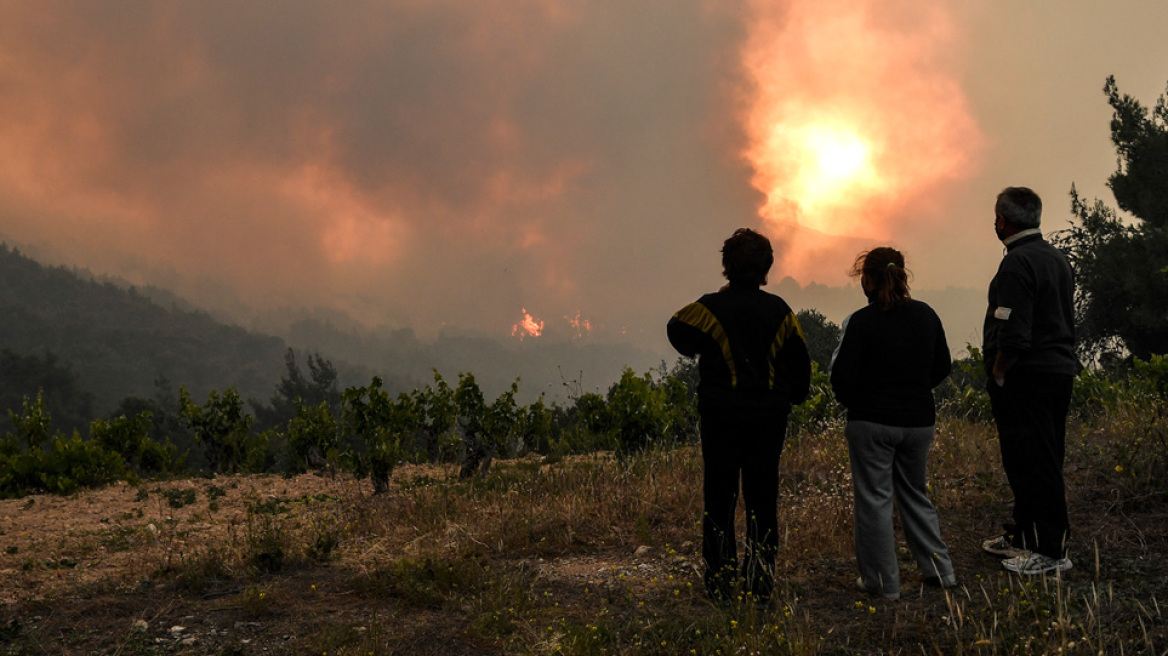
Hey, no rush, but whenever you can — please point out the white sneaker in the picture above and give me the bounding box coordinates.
[1002,552,1072,575]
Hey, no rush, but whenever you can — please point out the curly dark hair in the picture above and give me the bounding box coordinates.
[851,246,911,311]
[721,228,774,286]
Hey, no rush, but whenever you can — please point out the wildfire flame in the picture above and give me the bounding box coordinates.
[565,311,592,339]
[511,308,545,340]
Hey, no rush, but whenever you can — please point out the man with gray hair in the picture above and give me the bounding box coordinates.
[980,186,1081,575]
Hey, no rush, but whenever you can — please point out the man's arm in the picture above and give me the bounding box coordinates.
[992,349,1019,387]
[667,301,716,357]
[776,311,812,405]
[989,263,1034,386]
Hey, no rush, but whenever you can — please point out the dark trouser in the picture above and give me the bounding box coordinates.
[988,372,1074,559]
[699,405,788,602]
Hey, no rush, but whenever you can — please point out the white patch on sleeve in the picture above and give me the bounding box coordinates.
[994,306,1013,321]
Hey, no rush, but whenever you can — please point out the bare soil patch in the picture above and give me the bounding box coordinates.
[0,458,1165,654]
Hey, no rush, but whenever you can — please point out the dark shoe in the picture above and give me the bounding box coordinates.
[923,574,958,588]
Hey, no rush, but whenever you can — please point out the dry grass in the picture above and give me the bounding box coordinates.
[0,415,1165,654]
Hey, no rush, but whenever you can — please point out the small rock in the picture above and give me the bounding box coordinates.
[235,621,262,630]
[181,637,197,646]
[131,619,148,632]
[169,625,186,635]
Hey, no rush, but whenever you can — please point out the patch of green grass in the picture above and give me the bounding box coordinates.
[100,525,148,552]
[161,487,196,509]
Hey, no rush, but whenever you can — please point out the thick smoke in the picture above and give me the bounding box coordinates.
[0,1,757,346]
[2,1,1166,355]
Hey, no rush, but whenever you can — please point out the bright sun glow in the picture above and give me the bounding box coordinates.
[807,127,868,185]
[750,119,883,235]
[739,1,983,245]
[791,124,876,205]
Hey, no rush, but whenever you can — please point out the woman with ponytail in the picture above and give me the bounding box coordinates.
[829,247,956,600]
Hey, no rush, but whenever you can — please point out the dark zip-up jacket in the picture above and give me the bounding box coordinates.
[983,233,1080,378]
[667,282,811,413]
[829,299,951,427]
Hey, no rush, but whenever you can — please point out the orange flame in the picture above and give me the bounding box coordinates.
[564,311,592,339]
[511,307,545,340]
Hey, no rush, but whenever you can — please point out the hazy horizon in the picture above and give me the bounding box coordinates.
[2,1,1166,359]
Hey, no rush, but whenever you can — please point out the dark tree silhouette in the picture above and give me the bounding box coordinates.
[251,348,341,431]
[0,349,94,439]
[1054,76,1168,362]
[797,309,842,372]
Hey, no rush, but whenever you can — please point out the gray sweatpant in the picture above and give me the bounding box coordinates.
[846,420,954,599]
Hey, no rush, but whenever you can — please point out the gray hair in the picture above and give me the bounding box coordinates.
[995,186,1042,229]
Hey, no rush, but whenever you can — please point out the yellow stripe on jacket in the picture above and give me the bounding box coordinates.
[768,312,806,389]
[672,302,738,388]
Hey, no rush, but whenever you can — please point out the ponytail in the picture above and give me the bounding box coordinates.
[851,247,911,311]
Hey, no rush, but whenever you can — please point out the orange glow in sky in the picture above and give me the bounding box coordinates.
[741,1,983,242]
[807,126,869,186]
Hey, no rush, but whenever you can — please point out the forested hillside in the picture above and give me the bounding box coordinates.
[0,244,664,438]
[0,244,287,426]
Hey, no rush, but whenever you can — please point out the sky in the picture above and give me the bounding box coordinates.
[1,0,1167,358]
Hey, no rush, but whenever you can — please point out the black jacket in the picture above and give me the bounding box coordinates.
[829,299,951,427]
[668,282,811,413]
[983,233,1080,378]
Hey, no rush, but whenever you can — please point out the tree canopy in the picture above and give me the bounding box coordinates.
[1056,76,1168,362]
[797,309,841,372]
[0,349,94,439]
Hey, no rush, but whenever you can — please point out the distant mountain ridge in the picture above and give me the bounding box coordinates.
[0,244,287,417]
[0,245,669,424]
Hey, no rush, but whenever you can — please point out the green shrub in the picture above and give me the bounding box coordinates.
[1,394,131,498]
[6,391,52,451]
[340,377,419,493]
[936,345,992,422]
[90,411,184,475]
[179,386,261,474]
[586,367,697,453]
[0,432,129,498]
[1132,353,1168,397]
[788,363,844,436]
[286,400,339,473]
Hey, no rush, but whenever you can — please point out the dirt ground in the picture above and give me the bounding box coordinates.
[0,475,339,604]
[0,471,692,654]
[0,465,1165,654]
